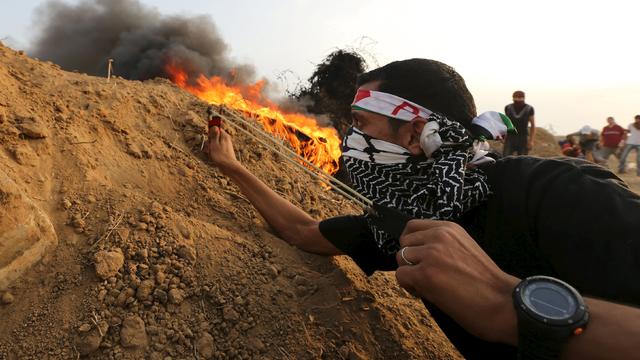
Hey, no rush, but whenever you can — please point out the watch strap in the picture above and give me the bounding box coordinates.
[517,317,566,360]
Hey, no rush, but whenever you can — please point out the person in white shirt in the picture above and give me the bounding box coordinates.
[618,115,640,175]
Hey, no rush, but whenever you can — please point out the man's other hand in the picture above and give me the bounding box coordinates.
[395,219,520,345]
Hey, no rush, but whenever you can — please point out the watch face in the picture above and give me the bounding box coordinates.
[522,281,577,320]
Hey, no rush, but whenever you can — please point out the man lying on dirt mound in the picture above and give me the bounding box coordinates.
[204,58,640,359]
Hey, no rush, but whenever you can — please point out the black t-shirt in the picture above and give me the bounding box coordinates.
[319,156,640,359]
[504,104,534,137]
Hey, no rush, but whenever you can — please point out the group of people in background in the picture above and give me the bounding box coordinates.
[560,116,640,175]
[502,90,640,176]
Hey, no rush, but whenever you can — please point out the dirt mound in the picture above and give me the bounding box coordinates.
[489,127,562,157]
[0,44,460,359]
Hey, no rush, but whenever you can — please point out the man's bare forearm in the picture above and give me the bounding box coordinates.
[205,128,340,255]
[221,163,316,241]
[561,298,640,359]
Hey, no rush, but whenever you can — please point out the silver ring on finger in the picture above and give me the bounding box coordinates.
[400,246,415,266]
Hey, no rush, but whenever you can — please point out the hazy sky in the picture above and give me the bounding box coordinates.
[1,0,638,134]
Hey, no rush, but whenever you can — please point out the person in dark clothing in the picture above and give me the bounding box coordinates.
[317,156,640,359]
[205,59,640,359]
[503,90,536,156]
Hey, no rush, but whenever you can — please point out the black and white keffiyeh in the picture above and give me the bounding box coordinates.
[342,113,493,254]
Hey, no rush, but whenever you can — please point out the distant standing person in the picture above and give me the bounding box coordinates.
[596,116,625,164]
[503,90,535,155]
[618,114,640,175]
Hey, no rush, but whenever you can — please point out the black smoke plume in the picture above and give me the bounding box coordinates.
[30,0,255,82]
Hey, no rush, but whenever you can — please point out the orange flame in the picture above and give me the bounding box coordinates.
[165,63,342,175]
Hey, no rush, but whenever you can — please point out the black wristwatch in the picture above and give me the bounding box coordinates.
[513,276,589,360]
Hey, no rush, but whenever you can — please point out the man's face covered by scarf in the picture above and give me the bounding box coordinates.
[347,81,414,152]
[340,82,513,254]
[512,90,526,112]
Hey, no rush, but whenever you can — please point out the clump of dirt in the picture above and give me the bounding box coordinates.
[0,43,460,359]
[292,49,367,136]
